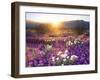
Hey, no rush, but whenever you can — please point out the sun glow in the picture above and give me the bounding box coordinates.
[51,21,62,28]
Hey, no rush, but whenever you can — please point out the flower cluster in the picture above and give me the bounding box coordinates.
[26,33,89,67]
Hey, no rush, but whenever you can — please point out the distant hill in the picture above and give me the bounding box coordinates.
[63,20,89,30]
[62,20,89,34]
[26,20,42,29]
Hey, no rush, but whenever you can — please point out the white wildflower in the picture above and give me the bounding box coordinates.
[70,55,78,61]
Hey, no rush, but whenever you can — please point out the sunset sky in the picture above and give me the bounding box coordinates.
[26,12,90,24]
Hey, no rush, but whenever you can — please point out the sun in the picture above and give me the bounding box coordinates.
[50,21,61,28]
